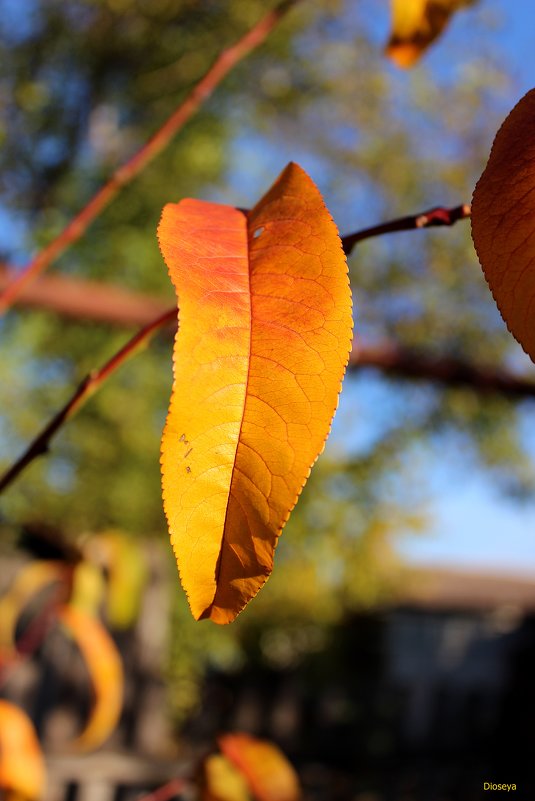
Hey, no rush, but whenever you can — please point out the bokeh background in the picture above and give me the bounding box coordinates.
[1,1,535,799]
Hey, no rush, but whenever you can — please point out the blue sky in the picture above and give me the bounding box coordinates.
[494,0,535,97]
[405,482,535,574]
[388,0,535,574]
[312,0,535,576]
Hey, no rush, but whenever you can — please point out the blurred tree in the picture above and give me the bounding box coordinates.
[1,0,534,723]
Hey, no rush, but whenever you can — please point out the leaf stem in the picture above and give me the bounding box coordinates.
[0,0,303,315]
[341,203,471,256]
[0,308,176,494]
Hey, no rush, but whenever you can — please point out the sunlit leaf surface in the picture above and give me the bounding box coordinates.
[159,162,352,623]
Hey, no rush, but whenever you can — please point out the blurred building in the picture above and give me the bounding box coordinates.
[4,558,535,800]
[193,567,535,800]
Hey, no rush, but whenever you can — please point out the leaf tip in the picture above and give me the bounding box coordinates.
[385,41,422,68]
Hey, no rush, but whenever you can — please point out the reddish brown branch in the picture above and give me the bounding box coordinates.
[2,324,535,497]
[341,203,471,256]
[0,265,170,326]
[1,204,471,324]
[0,0,303,315]
[2,201,517,497]
[351,342,535,399]
[0,307,177,494]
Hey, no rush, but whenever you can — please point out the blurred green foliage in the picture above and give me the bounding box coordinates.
[1,0,534,725]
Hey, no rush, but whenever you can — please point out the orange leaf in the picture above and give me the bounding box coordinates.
[0,700,46,800]
[219,733,301,801]
[57,604,123,751]
[158,162,352,623]
[471,89,535,362]
[385,0,475,68]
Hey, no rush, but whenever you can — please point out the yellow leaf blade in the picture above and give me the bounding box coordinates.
[471,89,535,362]
[58,605,124,751]
[219,733,301,801]
[158,162,352,623]
[386,0,474,68]
[86,531,148,630]
[69,561,106,617]
[203,754,251,801]
[0,700,46,800]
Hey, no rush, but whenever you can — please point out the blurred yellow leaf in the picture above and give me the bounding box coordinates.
[158,162,352,623]
[219,733,301,801]
[471,89,535,363]
[86,531,148,630]
[386,0,475,68]
[58,604,123,751]
[204,754,251,801]
[69,561,106,617]
[0,560,68,658]
[0,699,46,800]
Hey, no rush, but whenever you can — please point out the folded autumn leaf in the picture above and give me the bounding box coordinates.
[471,89,535,362]
[58,604,124,751]
[219,733,301,801]
[158,162,352,624]
[0,700,46,800]
[386,0,476,68]
[0,560,68,660]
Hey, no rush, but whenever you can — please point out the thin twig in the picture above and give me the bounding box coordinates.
[136,778,188,801]
[0,308,176,494]
[3,326,535,498]
[0,0,303,315]
[341,203,471,256]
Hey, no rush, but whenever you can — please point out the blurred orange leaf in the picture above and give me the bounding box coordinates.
[0,699,46,800]
[58,604,123,751]
[204,754,251,801]
[0,560,67,658]
[385,0,475,68]
[158,162,352,624]
[219,733,301,801]
[471,89,535,362]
